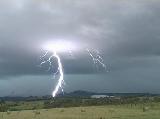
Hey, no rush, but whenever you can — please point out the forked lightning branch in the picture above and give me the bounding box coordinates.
[39,41,106,97]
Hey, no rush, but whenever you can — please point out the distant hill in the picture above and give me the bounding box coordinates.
[62,90,158,97]
[63,90,95,97]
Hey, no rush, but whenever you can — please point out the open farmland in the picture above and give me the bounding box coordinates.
[1,102,160,119]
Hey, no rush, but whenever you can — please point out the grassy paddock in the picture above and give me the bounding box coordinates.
[0,103,160,119]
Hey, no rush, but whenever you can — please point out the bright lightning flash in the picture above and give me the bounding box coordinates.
[51,51,64,97]
[40,41,76,97]
[86,48,106,70]
[40,41,106,97]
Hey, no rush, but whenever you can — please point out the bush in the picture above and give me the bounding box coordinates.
[0,104,8,112]
[143,106,149,112]
[8,108,20,111]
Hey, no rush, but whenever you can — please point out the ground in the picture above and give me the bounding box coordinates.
[1,103,160,119]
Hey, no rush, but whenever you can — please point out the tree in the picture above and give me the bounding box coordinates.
[0,100,8,112]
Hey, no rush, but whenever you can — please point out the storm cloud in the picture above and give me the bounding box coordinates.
[0,0,160,96]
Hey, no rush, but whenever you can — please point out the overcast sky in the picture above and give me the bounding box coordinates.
[0,0,160,96]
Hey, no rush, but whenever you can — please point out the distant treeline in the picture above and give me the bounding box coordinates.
[43,96,160,109]
[0,94,160,112]
[0,91,159,101]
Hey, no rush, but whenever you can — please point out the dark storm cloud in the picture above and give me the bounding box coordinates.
[0,0,160,96]
[0,0,160,95]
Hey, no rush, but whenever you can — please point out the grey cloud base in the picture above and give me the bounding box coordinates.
[0,0,160,96]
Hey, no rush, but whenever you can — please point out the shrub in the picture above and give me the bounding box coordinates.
[81,109,86,112]
[0,104,8,112]
[143,106,149,112]
[60,109,64,112]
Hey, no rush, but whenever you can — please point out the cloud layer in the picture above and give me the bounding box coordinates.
[0,0,160,95]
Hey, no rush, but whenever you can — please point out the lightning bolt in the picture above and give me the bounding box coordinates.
[52,51,64,97]
[39,51,64,97]
[86,48,106,71]
[40,46,106,98]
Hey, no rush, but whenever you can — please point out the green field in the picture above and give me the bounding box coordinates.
[1,103,160,119]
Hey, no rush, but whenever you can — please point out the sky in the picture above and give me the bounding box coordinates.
[0,0,160,96]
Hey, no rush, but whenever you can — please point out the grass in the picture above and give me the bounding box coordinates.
[6,101,44,111]
[0,102,160,119]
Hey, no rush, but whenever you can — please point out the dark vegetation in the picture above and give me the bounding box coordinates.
[0,91,160,112]
[0,99,8,112]
[43,96,160,108]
